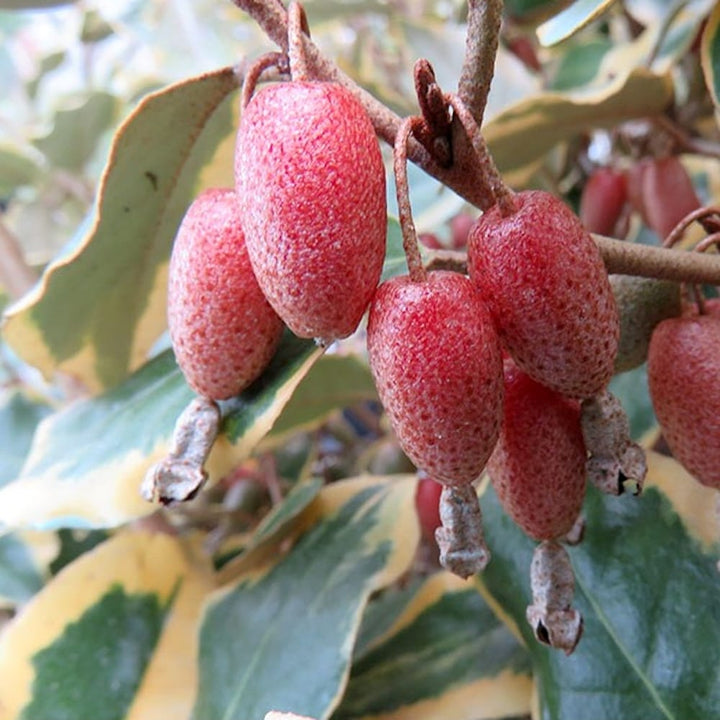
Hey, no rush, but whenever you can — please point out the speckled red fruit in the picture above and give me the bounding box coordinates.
[168,188,284,400]
[415,474,443,542]
[235,81,386,342]
[488,362,587,541]
[579,167,627,236]
[367,271,504,486]
[468,190,619,399]
[640,156,700,240]
[648,312,720,489]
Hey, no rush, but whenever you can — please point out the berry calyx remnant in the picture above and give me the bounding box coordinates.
[167,188,284,400]
[235,80,386,344]
[468,189,620,399]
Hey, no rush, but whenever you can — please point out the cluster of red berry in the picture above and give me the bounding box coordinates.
[164,33,718,652]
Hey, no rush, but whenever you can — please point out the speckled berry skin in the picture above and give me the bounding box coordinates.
[488,362,587,541]
[367,271,504,486]
[468,190,619,399]
[168,188,284,400]
[648,311,720,489]
[235,81,386,342]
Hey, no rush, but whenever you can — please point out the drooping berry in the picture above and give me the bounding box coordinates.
[415,473,443,542]
[610,275,682,373]
[630,156,701,240]
[488,362,587,541]
[579,167,628,237]
[468,189,619,399]
[235,81,387,343]
[648,310,720,489]
[367,271,504,486]
[168,188,284,400]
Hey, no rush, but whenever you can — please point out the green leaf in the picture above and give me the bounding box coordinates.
[380,217,408,282]
[0,390,52,489]
[49,529,108,575]
[0,333,322,530]
[549,39,612,91]
[504,0,574,24]
[701,2,720,114]
[33,91,119,171]
[0,531,207,719]
[4,67,239,391]
[335,572,532,720]
[192,476,419,720]
[537,0,617,47]
[484,68,673,186]
[478,470,720,720]
[0,532,43,605]
[266,354,377,442]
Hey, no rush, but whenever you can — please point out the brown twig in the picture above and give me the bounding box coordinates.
[457,0,503,127]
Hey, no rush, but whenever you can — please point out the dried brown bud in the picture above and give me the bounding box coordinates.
[435,483,490,578]
[581,390,647,495]
[526,540,583,655]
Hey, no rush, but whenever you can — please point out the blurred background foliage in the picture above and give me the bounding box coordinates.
[0,0,719,719]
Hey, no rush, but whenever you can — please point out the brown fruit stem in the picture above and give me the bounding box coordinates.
[232,0,720,287]
[526,540,583,655]
[287,1,311,82]
[446,93,517,216]
[240,51,289,109]
[663,206,720,249]
[435,483,490,578]
[141,396,221,504]
[394,116,428,283]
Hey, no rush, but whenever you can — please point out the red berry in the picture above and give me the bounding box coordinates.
[448,211,475,249]
[648,312,720,489]
[639,157,701,240]
[579,167,628,236]
[168,188,284,400]
[415,474,443,541]
[488,362,587,541]
[418,232,443,250]
[235,81,387,342]
[367,271,504,486]
[468,190,619,399]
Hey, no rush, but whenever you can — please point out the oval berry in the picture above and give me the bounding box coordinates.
[415,473,443,542]
[488,362,587,541]
[579,167,627,237]
[610,275,681,373]
[235,81,387,343]
[168,188,284,400]
[648,312,720,489]
[367,271,504,486]
[640,156,700,240]
[468,190,619,399]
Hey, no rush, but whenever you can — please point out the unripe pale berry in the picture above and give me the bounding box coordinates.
[648,310,720,489]
[235,81,387,343]
[579,167,627,237]
[468,190,619,399]
[611,275,682,373]
[488,362,587,541]
[168,188,284,400]
[367,271,504,486]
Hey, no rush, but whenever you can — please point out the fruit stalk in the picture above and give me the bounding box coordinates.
[394,116,428,283]
[240,51,288,109]
[287,2,310,81]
